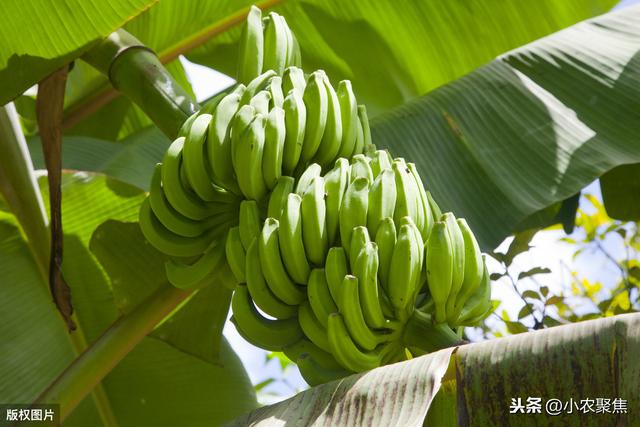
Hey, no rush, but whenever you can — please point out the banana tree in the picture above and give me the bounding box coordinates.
[0,0,638,426]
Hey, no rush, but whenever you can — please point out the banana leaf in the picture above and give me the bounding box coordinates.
[225,313,640,427]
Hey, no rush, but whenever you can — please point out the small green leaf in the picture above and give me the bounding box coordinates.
[254,379,275,393]
[517,305,533,320]
[489,272,505,281]
[518,267,551,280]
[542,316,563,327]
[540,286,549,297]
[545,296,564,306]
[505,321,529,334]
[522,290,541,300]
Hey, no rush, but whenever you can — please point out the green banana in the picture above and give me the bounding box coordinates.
[295,162,321,196]
[408,162,434,240]
[426,221,453,323]
[239,200,262,251]
[234,114,268,201]
[426,190,442,219]
[298,300,330,351]
[357,105,371,151]
[282,66,306,96]
[282,89,306,175]
[259,218,306,305]
[352,112,365,157]
[242,70,277,103]
[208,91,243,193]
[327,312,381,372]
[300,176,328,266]
[182,113,218,201]
[399,216,425,312]
[178,111,199,138]
[369,150,392,178]
[267,175,295,219]
[307,268,337,328]
[148,164,206,237]
[297,353,352,386]
[353,241,386,329]
[161,137,216,220]
[278,193,311,284]
[313,75,342,168]
[456,255,491,326]
[138,198,214,257]
[324,157,349,245]
[237,5,264,84]
[335,80,358,159]
[366,168,396,234]
[388,223,421,317]
[283,339,342,370]
[374,217,396,294]
[392,158,420,230]
[249,90,271,116]
[350,154,373,183]
[450,218,484,323]
[349,226,370,272]
[442,213,465,322]
[339,177,369,252]
[225,226,246,283]
[282,17,301,67]
[231,284,303,351]
[263,12,288,74]
[267,75,284,108]
[338,275,387,351]
[325,246,348,306]
[165,240,225,289]
[246,236,297,319]
[230,105,256,169]
[299,71,328,164]
[198,87,229,116]
[262,106,285,190]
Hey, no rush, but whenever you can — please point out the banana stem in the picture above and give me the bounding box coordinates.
[81,29,198,139]
[0,104,50,275]
[35,283,193,422]
[402,310,465,354]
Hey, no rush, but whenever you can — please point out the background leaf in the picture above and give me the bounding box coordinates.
[53,0,615,141]
[456,313,639,425]
[600,164,640,221]
[371,6,640,249]
[29,127,169,191]
[0,0,157,104]
[196,0,615,114]
[0,172,256,424]
[229,314,640,426]
[225,347,456,427]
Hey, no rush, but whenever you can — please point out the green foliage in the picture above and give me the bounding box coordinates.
[480,193,639,339]
[0,0,157,104]
[0,174,257,424]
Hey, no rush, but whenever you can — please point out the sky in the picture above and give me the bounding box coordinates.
[177,0,636,402]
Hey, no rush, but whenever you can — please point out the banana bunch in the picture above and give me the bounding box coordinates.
[227,151,493,385]
[238,5,302,84]
[138,7,369,289]
[138,4,493,385]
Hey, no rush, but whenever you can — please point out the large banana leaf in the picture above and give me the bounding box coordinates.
[372,5,640,249]
[0,173,257,425]
[0,0,157,104]
[55,0,612,139]
[195,0,616,114]
[226,313,640,426]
